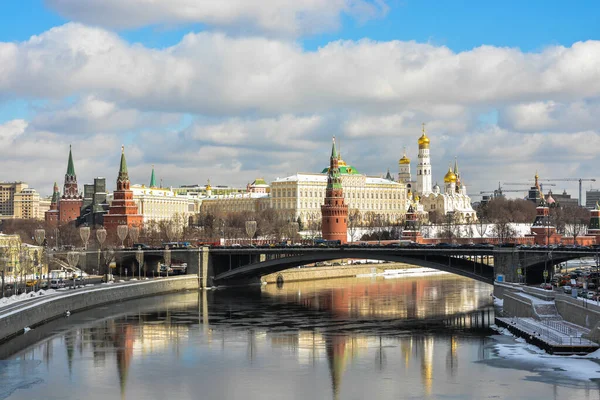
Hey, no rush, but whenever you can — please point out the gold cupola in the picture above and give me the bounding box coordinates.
[444,166,457,183]
[399,147,410,165]
[418,123,430,149]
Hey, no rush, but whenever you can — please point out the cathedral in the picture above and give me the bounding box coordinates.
[399,125,476,223]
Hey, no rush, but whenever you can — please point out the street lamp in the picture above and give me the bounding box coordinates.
[34,228,46,290]
[97,227,107,275]
[164,245,171,278]
[67,251,80,290]
[1,253,8,298]
[130,226,140,246]
[245,220,257,246]
[79,226,91,287]
[117,225,129,249]
[288,221,299,244]
[136,246,144,281]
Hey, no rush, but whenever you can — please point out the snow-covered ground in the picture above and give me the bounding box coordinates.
[356,267,450,279]
[0,289,56,307]
[488,325,600,382]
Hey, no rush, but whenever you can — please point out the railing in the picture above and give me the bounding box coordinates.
[508,317,588,345]
[541,319,579,337]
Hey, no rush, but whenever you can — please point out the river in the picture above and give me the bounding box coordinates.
[1,274,600,400]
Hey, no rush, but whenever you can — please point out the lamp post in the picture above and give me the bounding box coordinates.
[117,225,129,249]
[67,251,80,290]
[79,226,91,288]
[245,220,257,246]
[130,226,140,247]
[287,221,299,244]
[1,253,8,298]
[34,228,45,291]
[136,246,144,281]
[96,227,107,275]
[164,245,171,278]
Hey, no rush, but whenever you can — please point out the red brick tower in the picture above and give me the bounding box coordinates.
[104,146,143,234]
[58,145,83,224]
[321,137,348,244]
[45,181,60,226]
[402,203,422,243]
[587,202,600,244]
[530,200,558,245]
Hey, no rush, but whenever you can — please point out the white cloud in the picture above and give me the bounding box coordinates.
[46,0,389,36]
[0,119,28,141]
[30,95,180,135]
[499,100,600,133]
[2,24,600,117]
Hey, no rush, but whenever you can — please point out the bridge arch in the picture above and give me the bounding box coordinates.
[213,250,494,285]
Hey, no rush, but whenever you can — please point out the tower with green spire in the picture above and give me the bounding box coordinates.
[58,145,83,224]
[321,137,348,244]
[103,145,143,234]
[149,165,157,188]
[45,181,61,225]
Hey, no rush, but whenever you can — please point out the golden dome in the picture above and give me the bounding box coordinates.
[418,133,430,149]
[418,123,430,148]
[444,167,457,183]
[399,154,410,165]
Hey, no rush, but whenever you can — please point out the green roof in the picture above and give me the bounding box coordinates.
[331,138,338,159]
[51,182,60,203]
[118,146,129,181]
[150,165,157,188]
[252,178,267,185]
[321,165,360,175]
[66,145,75,176]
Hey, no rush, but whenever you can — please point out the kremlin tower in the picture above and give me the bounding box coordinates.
[398,147,411,188]
[416,124,432,195]
[103,146,143,234]
[58,145,83,224]
[321,137,348,244]
[45,181,60,226]
[588,202,600,242]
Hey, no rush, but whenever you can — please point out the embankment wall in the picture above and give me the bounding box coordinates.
[0,276,199,343]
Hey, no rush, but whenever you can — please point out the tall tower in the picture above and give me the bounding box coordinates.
[59,145,83,224]
[104,146,143,234]
[398,147,411,184]
[149,165,157,188]
[321,137,348,244]
[45,181,60,226]
[588,202,600,244]
[416,124,432,195]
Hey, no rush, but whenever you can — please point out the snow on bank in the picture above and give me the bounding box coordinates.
[0,290,56,307]
[357,267,450,279]
[493,297,504,307]
[489,325,600,382]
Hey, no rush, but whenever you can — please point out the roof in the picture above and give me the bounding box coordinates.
[272,173,402,186]
[66,145,76,176]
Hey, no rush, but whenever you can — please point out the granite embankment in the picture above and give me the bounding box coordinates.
[260,262,421,284]
[0,275,199,343]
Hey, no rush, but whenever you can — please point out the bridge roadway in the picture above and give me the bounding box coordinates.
[96,246,600,287]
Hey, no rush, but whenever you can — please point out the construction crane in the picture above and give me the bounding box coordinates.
[504,182,556,193]
[536,178,596,207]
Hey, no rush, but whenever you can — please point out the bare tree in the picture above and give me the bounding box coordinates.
[347,209,362,243]
[563,205,590,244]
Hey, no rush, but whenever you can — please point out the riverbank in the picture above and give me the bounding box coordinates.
[0,275,199,344]
[260,262,431,284]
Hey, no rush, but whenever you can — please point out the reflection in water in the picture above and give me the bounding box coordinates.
[2,275,600,400]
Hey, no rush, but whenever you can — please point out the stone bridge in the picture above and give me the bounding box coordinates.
[78,246,598,288]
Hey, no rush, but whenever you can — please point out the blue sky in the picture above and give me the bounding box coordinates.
[1,0,598,50]
[0,0,599,198]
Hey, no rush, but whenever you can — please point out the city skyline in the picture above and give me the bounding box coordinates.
[1,1,600,199]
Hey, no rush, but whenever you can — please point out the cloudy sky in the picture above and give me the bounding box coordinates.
[1,0,599,202]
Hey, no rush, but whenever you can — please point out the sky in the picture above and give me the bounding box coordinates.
[1,0,600,202]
